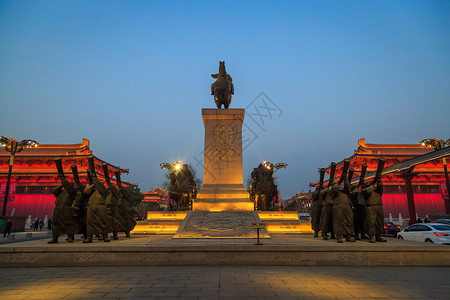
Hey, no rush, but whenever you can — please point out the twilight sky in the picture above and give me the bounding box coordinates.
[1,1,449,199]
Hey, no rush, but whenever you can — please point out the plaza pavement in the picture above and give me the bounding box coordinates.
[1,234,450,298]
[0,230,51,245]
[1,233,450,267]
[0,265,449,299]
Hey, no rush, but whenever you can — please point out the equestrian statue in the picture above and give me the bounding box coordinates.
[211,61,234,109]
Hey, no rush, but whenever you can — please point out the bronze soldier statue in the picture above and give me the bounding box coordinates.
[330,159,356,243]
[115,169,136,236]
[103,163,125,240]
[350,164,367,240]
[71,165,89,239]
[319,162,336,240]
[363,158,386,243]
[311,168,325,237]
[48,158,81,243]
[83,156,113,243]
[211,61,234,109]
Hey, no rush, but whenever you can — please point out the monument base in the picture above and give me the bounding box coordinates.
[131,212,188,235]
[258,211,314,235]
[194,184,254,211]
[173,211,270,238]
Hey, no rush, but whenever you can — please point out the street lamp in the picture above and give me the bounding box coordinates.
[160,161,183,173]
[420,138,450,214]
[0,136,39,216]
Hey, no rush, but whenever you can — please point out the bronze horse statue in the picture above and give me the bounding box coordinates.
[251,164,277,211]
[211,61,234,109]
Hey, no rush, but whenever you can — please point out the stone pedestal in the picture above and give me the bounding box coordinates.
[194,109,253,211]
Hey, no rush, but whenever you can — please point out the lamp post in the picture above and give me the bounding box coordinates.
[0,136,39,217]
[420,138,450,214]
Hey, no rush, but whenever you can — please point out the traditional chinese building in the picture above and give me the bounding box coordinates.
[0,138,134,219]
[310,138,448,218]
[142,186,169,209]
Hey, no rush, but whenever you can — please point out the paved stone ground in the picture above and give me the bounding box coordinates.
[0,232,420,247]
[0,231,50,245]
[0,265,449,299]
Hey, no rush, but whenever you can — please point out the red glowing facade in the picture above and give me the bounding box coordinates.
[0,139,133,219]
[312,138,448,218]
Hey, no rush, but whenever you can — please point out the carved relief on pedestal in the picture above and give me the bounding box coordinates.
[212,125,235,160]
[207,252,235,261]
[73,254,105,262]
[7,254,37,263]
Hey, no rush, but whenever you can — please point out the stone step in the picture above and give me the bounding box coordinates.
[193,201,254,211]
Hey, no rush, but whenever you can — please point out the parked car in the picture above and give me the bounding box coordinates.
[298,213,311,222]
[397,223,450,244]
[433,219,450,226]
[384,221,401,237]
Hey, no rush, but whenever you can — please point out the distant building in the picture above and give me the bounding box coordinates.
[283,192,311,212]
[0,138,134,219]
[310,138,448,218]
[142,186,169,209]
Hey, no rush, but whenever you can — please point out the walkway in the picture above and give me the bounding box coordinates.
[1,265,449,299]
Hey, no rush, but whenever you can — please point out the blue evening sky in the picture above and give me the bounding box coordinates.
[1,1,449,198]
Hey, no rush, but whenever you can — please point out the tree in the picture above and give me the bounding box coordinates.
[126,186,144,207]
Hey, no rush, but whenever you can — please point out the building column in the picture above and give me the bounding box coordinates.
[401,172,417,225]
[442,157,450,215]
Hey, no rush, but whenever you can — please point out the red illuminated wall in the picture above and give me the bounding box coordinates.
[2,194,55,219]
[382,193,445,218]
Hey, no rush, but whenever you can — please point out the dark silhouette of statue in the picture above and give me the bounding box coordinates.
[83,156,113,243]
[350,164,367,240]
[319,163,336,240]
[48,158,81,244]
[115,169,136,237]
[250,163,277,211]
[166,163,198,211]
[211,61,234,109]
[330,159,355,243]
[311,168,325,237]
[71,165,88,239]
[362,159,386,243]
[102,163,124,240]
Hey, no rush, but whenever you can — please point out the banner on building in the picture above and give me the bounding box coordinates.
[440,181,449,200]
[0,181,16,201]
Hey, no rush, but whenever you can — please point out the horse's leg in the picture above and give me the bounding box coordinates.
[225,94,231,108]
[215,96,221,109]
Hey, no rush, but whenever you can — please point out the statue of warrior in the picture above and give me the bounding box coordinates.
[83,156,113,243]
[362,159,386,243]
[48,158,81,243]
[330,159,355,243]
[319,163,336,240]
[103,163,125,240]
[350,164,367,240]
[330,181,356,243]
[311,168,325,237]
[115,169,136,236]
[71,165,89,239]
[211,61,234,109]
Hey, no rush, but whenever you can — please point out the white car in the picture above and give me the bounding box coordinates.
[298,213,311,222]
[397,223,450,244]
